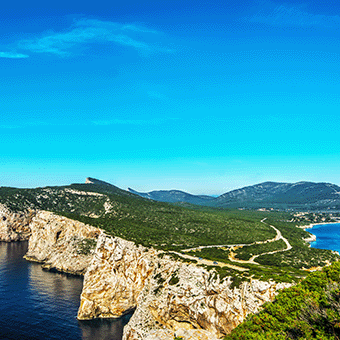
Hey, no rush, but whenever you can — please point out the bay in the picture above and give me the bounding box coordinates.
[0,241,130,340]
[309,223,340,253]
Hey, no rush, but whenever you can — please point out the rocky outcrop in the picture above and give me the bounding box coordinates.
[123,264,290,339]
[0,203,34,242]
[78,234,156,319]
[0,204,293,338]
[78,234,291,339]
[24,211,101,275]
[143,328,219,340]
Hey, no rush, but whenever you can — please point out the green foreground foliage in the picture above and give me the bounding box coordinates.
[225,261,340,340]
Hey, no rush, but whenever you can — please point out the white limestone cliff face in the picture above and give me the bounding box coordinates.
[123,262,291,340]
[78,234,291,339]
[0,203,34,242]
[0,205,293,338]
[24,211,101,275]
[78,234,156,319]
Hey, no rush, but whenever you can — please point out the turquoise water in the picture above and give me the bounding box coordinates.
[309,223,340,253]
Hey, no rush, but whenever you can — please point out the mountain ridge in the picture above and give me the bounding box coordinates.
[127,187,215,205]
[129,180,340,210]
[214,181,340,210]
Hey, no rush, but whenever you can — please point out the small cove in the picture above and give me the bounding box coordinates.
[0,241,130,340]
[308,223,340,253]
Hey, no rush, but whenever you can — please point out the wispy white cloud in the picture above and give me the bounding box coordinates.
[17,18,167,56]
[0,52,29,58]
[245,1,340,28]
[0,117,176,129]
[75,19,159,34]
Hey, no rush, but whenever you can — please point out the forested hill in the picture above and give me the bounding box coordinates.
[130,181,340,210]
[214,181,340,210]
[0,178,278,252]
[127,187,215,205]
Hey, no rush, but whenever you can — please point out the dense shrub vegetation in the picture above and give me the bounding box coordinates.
[225,261,340,340]
[234,239,287,261]
[0,185,275,249]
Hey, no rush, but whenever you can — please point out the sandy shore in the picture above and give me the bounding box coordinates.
[303,234,317,244]
[298,221,340,230]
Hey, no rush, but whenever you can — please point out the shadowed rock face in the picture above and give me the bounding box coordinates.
[78,234,291,340]
[0,204,34,242]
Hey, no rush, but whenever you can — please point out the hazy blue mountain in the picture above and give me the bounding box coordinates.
[214,181,340,210]
[128,181,340,210]
[127,188,215,205]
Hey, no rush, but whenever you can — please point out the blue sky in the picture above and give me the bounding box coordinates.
[1,0,339,194]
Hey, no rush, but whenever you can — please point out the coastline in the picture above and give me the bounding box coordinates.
[297,221,340,254]
[298,221,340,231]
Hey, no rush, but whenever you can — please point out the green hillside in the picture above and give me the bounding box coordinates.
[0,181,274,248]
[127,187,215,205]
[1,178,339,283]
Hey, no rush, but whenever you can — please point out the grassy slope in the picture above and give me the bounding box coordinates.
[0,182,339,283]
[0,184,275,249]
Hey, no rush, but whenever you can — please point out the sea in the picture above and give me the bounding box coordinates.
[2,224,339,340]
[0,241,131,340]
[309,223,340,253]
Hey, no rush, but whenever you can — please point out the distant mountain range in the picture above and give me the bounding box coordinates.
[127,188,215,206]
[1,177,340,211]
[129,181,340,210]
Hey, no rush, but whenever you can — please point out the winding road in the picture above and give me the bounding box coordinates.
[233,220,292,265]
[174,218,292,269]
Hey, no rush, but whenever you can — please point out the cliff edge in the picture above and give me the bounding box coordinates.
[1,205,292,339]
[24,211,101,275]
[0,203,34,242]
[78,234,291,339]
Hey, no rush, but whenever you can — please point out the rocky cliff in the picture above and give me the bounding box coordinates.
[78,234,156,320]
[0,203,34,242]
[0,206,292,338]
[24,210,101,275]
[78,234,291,339]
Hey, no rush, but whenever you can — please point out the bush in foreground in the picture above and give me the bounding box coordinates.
[225,261,340,340]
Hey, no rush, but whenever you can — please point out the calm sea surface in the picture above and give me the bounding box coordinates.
[0,241,130,340]
[309,223,340,253]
